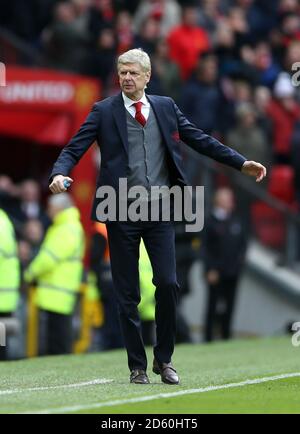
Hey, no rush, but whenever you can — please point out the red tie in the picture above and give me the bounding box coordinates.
[133,101,146,127]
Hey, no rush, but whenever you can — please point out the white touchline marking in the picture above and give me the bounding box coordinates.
[22,372,300,414]
[0,379,113,396]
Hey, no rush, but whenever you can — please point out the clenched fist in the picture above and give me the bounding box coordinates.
[49,175,73,194]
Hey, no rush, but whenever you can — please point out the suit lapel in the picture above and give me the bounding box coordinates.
[112,93,129,155]
[148,95,187,182]
[147,95,172,149]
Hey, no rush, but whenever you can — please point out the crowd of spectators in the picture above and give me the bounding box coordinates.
[1,1,300,229]
[2,0,300,352]
[2,0,300,205]
[0,176,49,275]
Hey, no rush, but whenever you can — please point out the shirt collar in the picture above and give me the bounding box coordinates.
[122,92,149,109]
[212,207,231,221]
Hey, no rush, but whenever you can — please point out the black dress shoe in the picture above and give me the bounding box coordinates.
[153,359,180,385]
[130,369,150,384]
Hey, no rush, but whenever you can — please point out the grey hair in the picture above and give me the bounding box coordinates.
[48,193,74,210]
[117,48,151,72]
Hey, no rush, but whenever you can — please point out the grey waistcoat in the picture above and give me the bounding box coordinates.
[126,107,171,198]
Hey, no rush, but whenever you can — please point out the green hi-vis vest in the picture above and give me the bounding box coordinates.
[138,240,155,322]
[0,209,20,313]
[24,207,85,315]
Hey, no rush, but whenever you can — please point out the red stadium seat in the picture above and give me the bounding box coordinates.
[251,201,286,249]
[268,165,295,205]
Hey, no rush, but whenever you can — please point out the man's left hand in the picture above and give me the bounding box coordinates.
[241,161,267,183]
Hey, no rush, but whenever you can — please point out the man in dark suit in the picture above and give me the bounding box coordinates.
[202,187,248,342]
[49,48,266,385]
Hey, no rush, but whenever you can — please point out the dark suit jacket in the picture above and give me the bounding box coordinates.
[50,92,247,221]
[202,212,248,277]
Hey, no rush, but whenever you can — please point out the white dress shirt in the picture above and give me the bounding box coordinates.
[122,92,150,121]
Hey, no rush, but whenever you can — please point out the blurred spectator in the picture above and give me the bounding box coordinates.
[21,219,44,260]
[197,0,226,43]
[0,175,19,218]
[133,17,160,55]
[214,18,237,76]
[274,0,300,66]
[226,102,270,167]
[278,0,299,15]
[85,26,117,87]
[16,180,49,229]
[254,85,272,112]
[233,79,252,104]
[180,53,221,133]
[218,77,253,120]
[254,86,273,139]
[88,0,115,44]
[0,175,15,196]
[179,53,226,184]
[167,5,210,79]
[19,180,42,220]
[43,1,90,73]
[147,39,182,100]
[217,40,266,86]
[266,72,300,163]
[72,0,91,28]
[115,10,134,53]
[226,102,270,223]
[202,187,247,342]
[0,208,20,360]
[133,0,181,37]
[24,193,85,355]
[252,42,281,88]
[280,11,300,48]
[234,0,273,43]
[0,177,48,235]
[18,240,32,272]
[227,6,250,52]
[284,39,300,72]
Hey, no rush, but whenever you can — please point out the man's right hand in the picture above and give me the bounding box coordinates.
[49,175,73,194]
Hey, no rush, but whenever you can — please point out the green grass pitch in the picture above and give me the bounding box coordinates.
[1,336,300,414]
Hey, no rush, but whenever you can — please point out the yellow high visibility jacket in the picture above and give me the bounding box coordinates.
[24,207,85,315]
[0,209,20,313]
[138,240,155,322]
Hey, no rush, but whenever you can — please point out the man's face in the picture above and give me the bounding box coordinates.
[215,190,235,214]
[47,202,59,221]
[118,62,150,100]
[182,7,198,27]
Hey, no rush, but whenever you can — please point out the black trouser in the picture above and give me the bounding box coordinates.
[40,310,73,355]
[141,320,155,346]
[101,281,124,350]
[176,264,192,343]
[205,276,238,343]
[0,313,11,361]
[106,218,179,372]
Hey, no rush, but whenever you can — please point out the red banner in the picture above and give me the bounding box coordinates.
[0,67,102,249]
[0,66,101,145]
